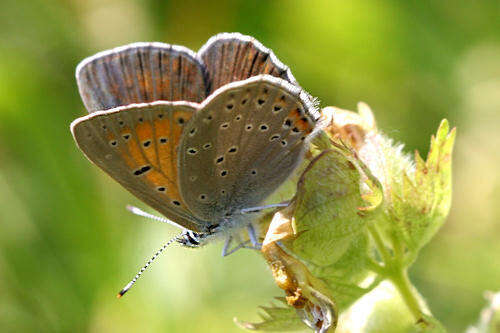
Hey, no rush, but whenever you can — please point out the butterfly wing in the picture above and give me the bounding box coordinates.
[178,75,319,222]
[198,32,298,93]
[71,102,204,232]
[77,43,208,113]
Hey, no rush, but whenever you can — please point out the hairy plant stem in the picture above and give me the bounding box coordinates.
[367,223,427,323]
[388,266,424,322]
[367,224,391,263]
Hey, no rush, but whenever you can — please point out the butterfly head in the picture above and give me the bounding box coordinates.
[176,222,223,248]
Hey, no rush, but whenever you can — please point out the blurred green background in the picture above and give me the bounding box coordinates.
[0,0,499,332]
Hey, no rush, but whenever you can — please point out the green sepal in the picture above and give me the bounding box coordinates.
[379,119,456,261]
[286,142,384,309]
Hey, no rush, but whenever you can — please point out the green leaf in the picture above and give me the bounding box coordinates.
[235,300,308,331]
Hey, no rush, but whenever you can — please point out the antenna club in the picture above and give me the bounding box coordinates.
[117,287,129,298]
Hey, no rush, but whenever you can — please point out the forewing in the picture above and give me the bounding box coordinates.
[71,102,203,232]
[198,33,298,93]
[77,43,208,113]
[178,75,318,221]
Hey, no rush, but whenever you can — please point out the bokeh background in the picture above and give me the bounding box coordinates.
[1,0,499,332]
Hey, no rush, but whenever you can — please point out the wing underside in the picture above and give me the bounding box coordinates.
[71,102,204,232]
[178,75,317,221]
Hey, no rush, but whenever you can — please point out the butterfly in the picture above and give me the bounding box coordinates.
[71,33,320,296]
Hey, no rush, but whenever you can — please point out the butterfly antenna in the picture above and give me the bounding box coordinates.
[117,234,179,298]
[126,205,186,230]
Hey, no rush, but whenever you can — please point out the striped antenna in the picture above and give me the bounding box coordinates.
[117,235,179,298]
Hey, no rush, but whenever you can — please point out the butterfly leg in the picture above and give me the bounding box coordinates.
[240,202,290,214]
[244,223,262,250]
[221,236,232,257]
[220,224,264,256]
[221,236,249,257]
